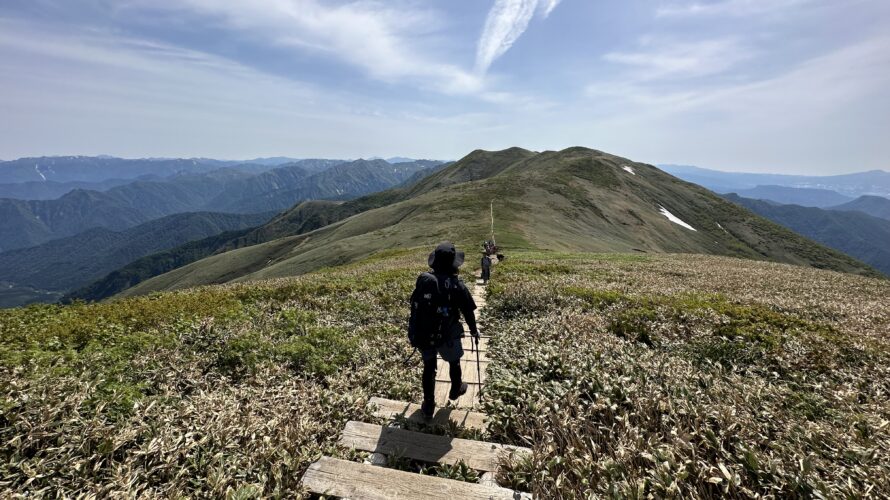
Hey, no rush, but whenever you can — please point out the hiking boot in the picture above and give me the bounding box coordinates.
[421,400,435,419]
[449,382,468,401]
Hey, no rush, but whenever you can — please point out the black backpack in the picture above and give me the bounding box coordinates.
[408,272,455,349]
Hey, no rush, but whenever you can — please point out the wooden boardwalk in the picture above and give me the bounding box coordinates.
[302,267,532,498]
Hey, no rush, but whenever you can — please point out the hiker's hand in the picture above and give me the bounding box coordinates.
[472,332,480,346]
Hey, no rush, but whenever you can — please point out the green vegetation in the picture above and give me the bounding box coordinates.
[0,250,434,496]
[114,147,876,300]
[0,211,273,307]
[482,252,890,498]
[2,248,887,496]
[726,193,890,276]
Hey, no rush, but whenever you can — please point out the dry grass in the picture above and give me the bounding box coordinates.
[0,250,433,498]
[482,252,890,498]
[3,249,887,497]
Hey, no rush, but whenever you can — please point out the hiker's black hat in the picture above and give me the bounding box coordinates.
[428,241,465,272]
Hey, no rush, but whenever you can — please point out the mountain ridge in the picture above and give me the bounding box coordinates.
[0,159,439,251]
[830,195,890,220]
[724,194,890,276]
[111,146,876,299]
[661,164,890,198]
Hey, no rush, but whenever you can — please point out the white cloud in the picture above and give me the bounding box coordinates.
[474,0,562,75]
[590,36,890,114]
[540,0,563,18]
[657,0,812,17]
[128,0,484,95]
[583,35,890,172]
[603,38,753,80]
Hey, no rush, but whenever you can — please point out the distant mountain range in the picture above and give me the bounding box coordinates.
[727,185,854,208]
[724,194,890,276]
[661,165,890,199]
[831,195,890,220]
[70,147,876,303]
[0,177,153,200]
[0,159,440,251]
[0,211,274,307]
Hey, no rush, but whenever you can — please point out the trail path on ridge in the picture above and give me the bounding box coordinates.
[301,264,532,499]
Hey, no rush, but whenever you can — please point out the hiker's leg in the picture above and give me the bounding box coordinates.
[422,356,437,403]
[449,360,462,391]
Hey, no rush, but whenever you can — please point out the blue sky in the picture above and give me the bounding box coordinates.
[0,0,888,173]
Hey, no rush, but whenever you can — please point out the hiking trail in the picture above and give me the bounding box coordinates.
[300,262,531,499]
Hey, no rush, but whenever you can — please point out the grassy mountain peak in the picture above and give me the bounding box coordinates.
[113,146,875,298]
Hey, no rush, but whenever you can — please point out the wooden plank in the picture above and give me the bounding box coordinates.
[436,359,486,384]
[301,456,530,500]
[338,422,529,473]
[438,353,490,363]
[368,397,487,431]
[434,381,479,408]
[436,357,489,383]
[461,336,489,351]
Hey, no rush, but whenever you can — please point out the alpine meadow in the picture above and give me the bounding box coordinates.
[1,1,889,498]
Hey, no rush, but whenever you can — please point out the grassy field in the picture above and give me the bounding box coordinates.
[0,249,437,497]
[482,252,890,498]
[2,249,887,497]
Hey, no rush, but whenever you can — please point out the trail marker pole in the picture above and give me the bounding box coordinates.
[490,201,496,246]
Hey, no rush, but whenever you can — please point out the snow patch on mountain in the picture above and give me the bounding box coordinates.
[659,205,696,231]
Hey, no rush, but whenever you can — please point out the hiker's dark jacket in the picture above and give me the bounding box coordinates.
[433,271,479,339]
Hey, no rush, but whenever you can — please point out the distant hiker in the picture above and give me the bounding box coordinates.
[408,241,480,418]
[481,254,492,284]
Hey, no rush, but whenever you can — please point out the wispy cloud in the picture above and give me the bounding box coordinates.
[475,0,562,75]
[657,0,812,17]
[540,0,563,18]
[588,36,890,120]
[128,0,484,95]
[603,37,754,80]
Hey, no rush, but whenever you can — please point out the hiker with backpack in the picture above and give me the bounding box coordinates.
[481,253,492,284]
[408,242,480,418]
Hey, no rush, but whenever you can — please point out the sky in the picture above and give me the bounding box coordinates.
[0,0,888,174]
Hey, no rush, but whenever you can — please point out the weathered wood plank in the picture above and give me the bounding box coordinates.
[302,456,530,500]
[368,397,487,431]
[436,359,487,384]
[439,353,490,364]
[461,336,489,351]
[338,422,529,473]
[434,381,480,408]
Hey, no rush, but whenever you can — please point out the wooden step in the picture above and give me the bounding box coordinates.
[438,353,489,363]
[338,421,529,473]
[436,359,487,384]
[434,382,480,408]
[461,336,489,351]
[302,456,530,499]
[368,397,487,431]
[461,327,491,338]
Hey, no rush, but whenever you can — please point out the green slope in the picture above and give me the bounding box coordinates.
[0,159,438,252]
[725,194,890,276]
[831,195,890,220]
[0,212,274,304]
[121,147,876,297]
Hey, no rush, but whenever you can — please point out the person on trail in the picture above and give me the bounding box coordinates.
[481,254,492,284]
[408,242,480,419]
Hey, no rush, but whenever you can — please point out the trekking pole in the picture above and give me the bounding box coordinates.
[475,335,482,394]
